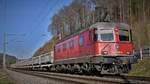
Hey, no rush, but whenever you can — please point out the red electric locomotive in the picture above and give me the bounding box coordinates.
[54,22,137,74]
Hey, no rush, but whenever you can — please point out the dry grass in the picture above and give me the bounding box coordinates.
[128,57,150,77]
[0,69,13,84]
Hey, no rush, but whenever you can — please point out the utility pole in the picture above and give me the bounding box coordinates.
[3,32,7,69]
[2,33,25,69]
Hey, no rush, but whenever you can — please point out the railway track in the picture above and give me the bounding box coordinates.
[9,68,150,84]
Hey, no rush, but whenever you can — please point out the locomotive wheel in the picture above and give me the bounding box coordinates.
[100,64,108,74]
[50,65,56,72]
[66,64,73,73]
[94,64,102,72]
[100,64,120,74]
[114,65,119,74]
[109,65,115,73]
[56,65,61,72]
[73,64,81,73]
[61,65,66,72]
[81,63,90,73]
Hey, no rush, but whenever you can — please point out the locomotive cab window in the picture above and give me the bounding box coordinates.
[97,29,114,42]
[119,29,130,41]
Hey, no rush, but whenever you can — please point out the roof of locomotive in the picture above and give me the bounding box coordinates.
[56,22,130,45]
[90,22,130,29]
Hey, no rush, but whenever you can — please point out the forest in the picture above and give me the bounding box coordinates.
[33,0,150,56]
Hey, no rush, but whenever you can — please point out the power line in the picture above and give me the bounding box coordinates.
[24,0,60,56]
[2,32,25,69]
[26,0,61,56]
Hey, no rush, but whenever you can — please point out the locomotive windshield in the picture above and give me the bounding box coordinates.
[119,29,130,41]
[97,29,114,41]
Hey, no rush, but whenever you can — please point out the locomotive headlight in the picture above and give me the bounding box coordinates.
[102,51,108,55]
[115,44,119,49]
[126,51,131,55]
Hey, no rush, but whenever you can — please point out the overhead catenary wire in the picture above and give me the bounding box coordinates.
[27,0,62,56]
[28,0,61,37]
[2,32,26,69]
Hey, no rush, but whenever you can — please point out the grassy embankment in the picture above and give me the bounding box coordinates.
[128,58,150,77]
[0,69,13,84]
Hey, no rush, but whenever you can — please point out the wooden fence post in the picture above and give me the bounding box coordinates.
[140,48,143,60]
[149,47,150,57]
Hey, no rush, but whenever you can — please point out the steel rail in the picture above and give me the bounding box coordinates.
[9,69,150,84]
